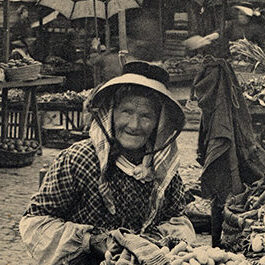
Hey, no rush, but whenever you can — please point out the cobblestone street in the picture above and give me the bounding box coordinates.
[0,131,209,265]
[0,147,60,265]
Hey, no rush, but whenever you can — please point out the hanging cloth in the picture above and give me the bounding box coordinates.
[193,57,265,204]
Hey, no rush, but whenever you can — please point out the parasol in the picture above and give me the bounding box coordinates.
[36,0,143,20]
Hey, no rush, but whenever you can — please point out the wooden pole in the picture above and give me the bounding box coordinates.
[158,0,163,50]
[93,0,99,40]
[105,0,110,49]
[93,0,100,87]
[3,0,10,63]
[118,10,127,51]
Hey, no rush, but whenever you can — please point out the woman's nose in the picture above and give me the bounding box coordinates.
[128,115,140,130]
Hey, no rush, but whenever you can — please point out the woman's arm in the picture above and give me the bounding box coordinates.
[20,215,93,265]
[19,142,99,264]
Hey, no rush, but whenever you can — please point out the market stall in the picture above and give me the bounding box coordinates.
[0,70,65,166]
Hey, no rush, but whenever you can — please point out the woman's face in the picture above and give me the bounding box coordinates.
[113,95,158,151]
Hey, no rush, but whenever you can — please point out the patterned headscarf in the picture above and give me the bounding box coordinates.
[89,86,184,232]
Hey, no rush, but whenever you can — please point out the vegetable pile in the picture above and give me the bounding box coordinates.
[163,55,204,75]
[159,240,252,265]
[240,77,265,106]
[6,89,94,104]
[222,181,265,260]
[230,39,265,73]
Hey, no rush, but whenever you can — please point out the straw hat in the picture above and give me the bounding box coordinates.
[91,60,185,130]
[233,2,260,17]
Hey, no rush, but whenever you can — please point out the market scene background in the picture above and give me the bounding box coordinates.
[0,0,265,264]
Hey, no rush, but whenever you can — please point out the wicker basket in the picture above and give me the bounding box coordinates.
[0,147,39,167]
[4,63,42,81]
[222,183,265,256]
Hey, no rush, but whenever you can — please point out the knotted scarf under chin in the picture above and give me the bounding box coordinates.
[89,101,181,232]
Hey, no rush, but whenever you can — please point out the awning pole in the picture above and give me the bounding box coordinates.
[3,0,10,63]
[158,0,163,50]
[118,10,127,51]
[105,0,110,49]
[93,0,99,40]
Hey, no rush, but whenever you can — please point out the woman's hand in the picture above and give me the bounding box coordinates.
[89,233,109,258]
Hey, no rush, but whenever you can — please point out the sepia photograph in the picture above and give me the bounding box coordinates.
[0,0,265,264]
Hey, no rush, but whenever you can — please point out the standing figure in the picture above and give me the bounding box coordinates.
[11,5,35,57]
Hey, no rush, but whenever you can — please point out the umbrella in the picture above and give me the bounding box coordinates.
[36,0,143,20]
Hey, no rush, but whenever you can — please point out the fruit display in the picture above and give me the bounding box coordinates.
[0,57,42,82]
[6,88,94,105]
[159,240,251,265]
[0,138,39,153]
[0,57,41,69]
[163,55,204,75]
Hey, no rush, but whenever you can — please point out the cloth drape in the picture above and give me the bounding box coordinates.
[194,57,265,204]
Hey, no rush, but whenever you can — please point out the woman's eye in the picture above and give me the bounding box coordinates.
[122,109,133,115]
[140,116,153,123]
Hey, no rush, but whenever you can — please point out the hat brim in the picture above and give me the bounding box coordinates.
[233,6,253,16]
[91,73,185,132]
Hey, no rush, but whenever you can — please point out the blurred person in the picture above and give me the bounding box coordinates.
[19,61,195,265]
[11,5,35,57]
[185,2,265,57]
[226,2,265,50]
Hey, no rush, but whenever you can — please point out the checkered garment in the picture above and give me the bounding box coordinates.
[26,102,185,233]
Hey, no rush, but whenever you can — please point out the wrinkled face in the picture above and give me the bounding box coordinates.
[113,95,158,151]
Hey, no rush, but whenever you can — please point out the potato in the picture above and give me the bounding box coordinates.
[207,257,215,265]
[170,240,188,255]
[171,258,184,265]
[206,248,227,263]
[226,261,236,265]
[189,258,201,265]
[160,246,170,255]
[195,250,209,264]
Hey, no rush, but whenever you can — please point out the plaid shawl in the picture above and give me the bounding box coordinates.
[89,101,181,233]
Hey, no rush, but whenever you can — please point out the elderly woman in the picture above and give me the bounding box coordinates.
[19,61,195,265]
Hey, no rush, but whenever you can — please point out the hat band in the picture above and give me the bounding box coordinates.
[116,73,168,91]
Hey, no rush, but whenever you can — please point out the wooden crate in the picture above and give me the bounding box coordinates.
[0,110,36,140]
[0,102,83,140]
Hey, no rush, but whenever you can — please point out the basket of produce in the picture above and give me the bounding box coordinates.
[161,239,252,265]
[0,58,42,81]
[163,55,204,82]
[230,38,265,74]
[0,138,40,167]
[222,181,265,259]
